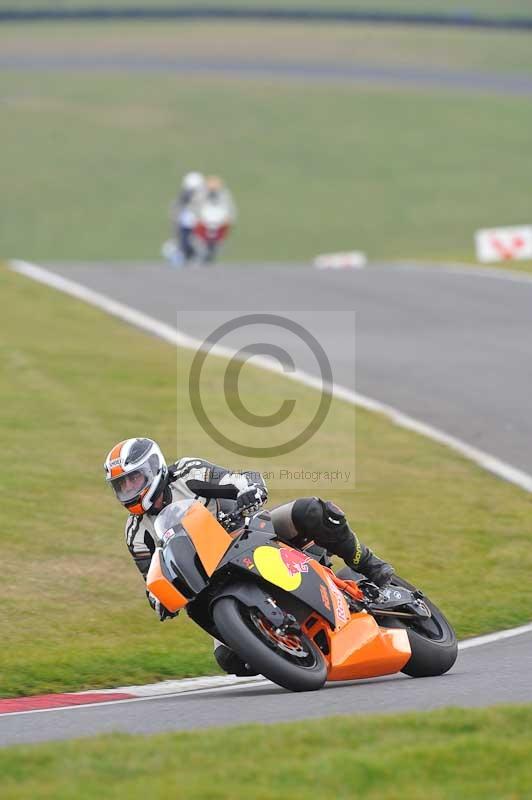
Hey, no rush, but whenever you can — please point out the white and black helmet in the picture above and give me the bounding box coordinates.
[181,171,204,193]
[104,438,167,515]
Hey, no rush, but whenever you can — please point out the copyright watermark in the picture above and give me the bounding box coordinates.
[177,310,356,493]
[189,314,333,457]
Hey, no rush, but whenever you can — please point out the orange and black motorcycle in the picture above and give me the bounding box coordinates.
[147,496,457,692]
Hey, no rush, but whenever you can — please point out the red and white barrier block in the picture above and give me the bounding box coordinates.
[475,225,532,264]
[314,251,367,270]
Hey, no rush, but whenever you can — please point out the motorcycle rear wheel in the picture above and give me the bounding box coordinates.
[336,568,457,678]
[212,596,327,692]
[385,576,457,678]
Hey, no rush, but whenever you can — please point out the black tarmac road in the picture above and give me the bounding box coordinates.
[45,261,532,475]
[2,55,532,96]
[1,633,531,746]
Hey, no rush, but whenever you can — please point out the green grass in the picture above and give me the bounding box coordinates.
[1,706,531,799]
[2,48,532,265]
[3,0,532,19]
[1,263,532,697]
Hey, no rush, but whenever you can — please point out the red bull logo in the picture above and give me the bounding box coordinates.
[253,546,311,591]
[280,548,311,577]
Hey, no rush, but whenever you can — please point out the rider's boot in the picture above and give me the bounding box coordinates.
[213,642,258,678]
[290,498,394,587]
[354,546,395,587]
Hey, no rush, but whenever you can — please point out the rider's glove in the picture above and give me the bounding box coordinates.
[147,591,178,622]
[236,484,268,513]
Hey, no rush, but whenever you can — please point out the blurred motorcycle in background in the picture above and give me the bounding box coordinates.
[163,173,236,267]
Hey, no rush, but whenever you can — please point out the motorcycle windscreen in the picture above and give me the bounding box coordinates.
[181,502,233,576]
[146,548,189,613]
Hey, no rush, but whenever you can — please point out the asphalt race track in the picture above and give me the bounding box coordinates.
[1,633,531,746]
[4,259,531,745]
[2,55,532,96]
[44,261,532,475]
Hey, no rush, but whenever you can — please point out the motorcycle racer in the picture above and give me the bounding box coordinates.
[171,171,205,263]
[191,175,237,229]
[104,437,395,675]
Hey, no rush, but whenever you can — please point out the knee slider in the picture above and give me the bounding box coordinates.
[285,497,315,546]
[292,497,353,557]
[321,500,347,532]
[291,497,323,541]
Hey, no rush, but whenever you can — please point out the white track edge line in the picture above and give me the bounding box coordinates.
[10,259,532,494]
[4,258,531,714]
[4,622,532,718]
[1,678,272,718]
[389,260,532,284]
[82,674,268,697]
[457,621,532,650]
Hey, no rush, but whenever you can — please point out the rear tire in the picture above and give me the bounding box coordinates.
[388,576,458,677]
[212,596,327,692]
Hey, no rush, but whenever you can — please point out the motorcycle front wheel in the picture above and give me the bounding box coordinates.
[212,596,327,692]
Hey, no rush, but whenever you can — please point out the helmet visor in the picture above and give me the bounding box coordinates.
[109,464,153,503]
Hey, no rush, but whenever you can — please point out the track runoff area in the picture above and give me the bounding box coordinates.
[3,258,532,732]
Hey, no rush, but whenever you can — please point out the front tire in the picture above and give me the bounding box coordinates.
[212,597,327,692]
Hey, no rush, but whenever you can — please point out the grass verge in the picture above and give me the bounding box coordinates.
[1,264,532,697]
[1,705,531,799]
[1,21,532,264]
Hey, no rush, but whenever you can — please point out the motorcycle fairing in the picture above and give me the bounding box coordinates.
[146,548,189,613]
[220,537,338,629]
[310,563,353,631]
[247,511,276,536]
[304,612,411,681]
[181,502,233,576]
[215,537,412,681]
[162,533,206,596]
[209,582,289,629]
[147,502,233,610]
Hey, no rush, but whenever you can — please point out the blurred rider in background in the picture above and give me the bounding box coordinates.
[192,175,237,230]
[190,175,237,263]
[170,171,205,264]
[104,438,395,677]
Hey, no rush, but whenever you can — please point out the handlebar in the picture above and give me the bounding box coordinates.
[186,479,238,500]
[219,508,243,523]
[217,505,254,530]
